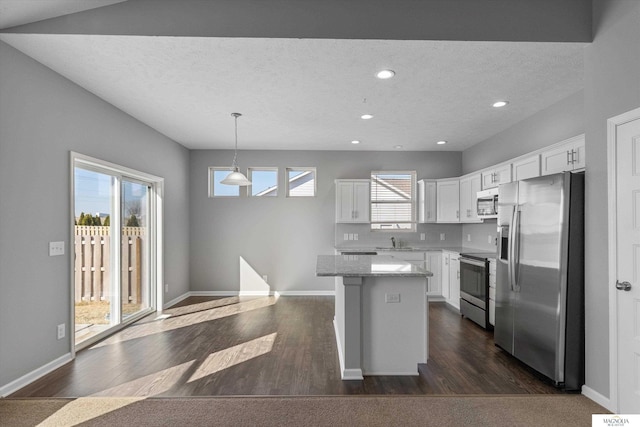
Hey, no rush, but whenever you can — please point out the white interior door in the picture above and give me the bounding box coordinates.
[614,112,640,413]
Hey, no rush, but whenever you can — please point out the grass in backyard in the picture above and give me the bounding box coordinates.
[75,301,142,325]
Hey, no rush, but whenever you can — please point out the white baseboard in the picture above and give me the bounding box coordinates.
[342,368,364,380]
[582,385,613,412]
[276,290,335,296]
[363,371,419,376]
[170,290,335,304]
[0,352,73,397]
[163,292,192,309]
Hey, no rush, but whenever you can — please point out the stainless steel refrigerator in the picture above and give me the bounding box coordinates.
[495,171,584,390]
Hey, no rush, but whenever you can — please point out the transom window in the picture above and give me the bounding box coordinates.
[370,171,416,231]
[208,167,240,197]
[286,167,316,197]
[248,167,278,197]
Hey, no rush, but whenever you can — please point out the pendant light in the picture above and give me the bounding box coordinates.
[221,112,251,186]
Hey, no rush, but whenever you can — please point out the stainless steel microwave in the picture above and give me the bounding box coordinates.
[476,188,498,218]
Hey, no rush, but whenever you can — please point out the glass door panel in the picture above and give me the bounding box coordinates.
[121,179,150,320]
[73,167,115,345]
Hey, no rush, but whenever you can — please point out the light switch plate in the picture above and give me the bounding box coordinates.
[385,293,400,303]
[440,233,445,241]
[49,241,65,256]
[420,233,425,241]
[488,235,493,244]
[467,234,471,242]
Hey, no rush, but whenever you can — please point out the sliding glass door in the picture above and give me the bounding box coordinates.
[73,156,160,349]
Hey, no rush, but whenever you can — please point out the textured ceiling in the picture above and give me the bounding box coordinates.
[0,33,585,151]
[0,0,126,30]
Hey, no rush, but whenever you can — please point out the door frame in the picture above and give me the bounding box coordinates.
[69,152,164,356]
[606,106,640,413]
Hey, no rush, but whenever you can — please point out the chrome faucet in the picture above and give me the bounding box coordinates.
[391,237,396,248]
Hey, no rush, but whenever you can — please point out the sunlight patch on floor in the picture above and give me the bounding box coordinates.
[188,333,278,382]
[90,360,197,397]
[89,296,278,349]
[37,397,145,426]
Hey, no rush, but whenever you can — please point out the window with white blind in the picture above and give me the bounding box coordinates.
[370,171,416,231]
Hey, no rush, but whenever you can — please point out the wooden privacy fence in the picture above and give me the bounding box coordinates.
[74,226,145,304]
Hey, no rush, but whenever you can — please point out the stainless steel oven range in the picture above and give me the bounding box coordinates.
[459,252,493,330]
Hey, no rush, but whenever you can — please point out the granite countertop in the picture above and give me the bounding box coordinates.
[316,255,433,278]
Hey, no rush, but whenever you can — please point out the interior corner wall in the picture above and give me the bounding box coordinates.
[0,41,190,390]
[188,150,461,294]
[583,0,640,400]
[461,90,585,174]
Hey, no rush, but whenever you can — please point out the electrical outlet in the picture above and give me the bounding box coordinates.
[420,233,425,241]
[262,275,268,283]
[344,233,349,241]
[354,234,358,241]
[440,233,445,241]
[165,283,169,293]
[57,324,65,340]
[488,235,492,244]
[467,234,471,242]
[385,293,400,303]
[49,241,65,256]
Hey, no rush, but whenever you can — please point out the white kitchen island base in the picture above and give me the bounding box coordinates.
[318,255,430,380]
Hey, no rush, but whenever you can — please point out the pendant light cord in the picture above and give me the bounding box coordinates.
[231,112,241,170]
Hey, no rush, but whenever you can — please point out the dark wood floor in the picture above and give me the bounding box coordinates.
[12,296,562,397]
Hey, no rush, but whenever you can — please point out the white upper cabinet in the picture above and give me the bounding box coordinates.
[418,180,437,223]
[541,134,586,176]
[481,164,512,189]
[335,179,370,223]
[512,154,541,181]
[459,174,482,223]
[436,179,460,223]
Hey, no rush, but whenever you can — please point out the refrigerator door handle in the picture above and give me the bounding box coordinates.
[508,205,517,291]
[513,210,521,292]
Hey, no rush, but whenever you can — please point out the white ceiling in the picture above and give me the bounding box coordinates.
[0,2,586,152]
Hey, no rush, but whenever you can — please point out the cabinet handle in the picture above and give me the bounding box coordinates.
[567,150,572,165]
[456,210,459,219]
[571,149,577,164]
[457,271,460,279]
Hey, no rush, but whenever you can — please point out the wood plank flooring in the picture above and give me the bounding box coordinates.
[12,296,562,397]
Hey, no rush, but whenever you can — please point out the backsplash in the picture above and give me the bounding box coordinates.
[335,223,463,249]
[335,221,498,252]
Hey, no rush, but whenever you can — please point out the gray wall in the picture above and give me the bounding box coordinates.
[0,42,190,389]
[189,150,460,293]
[583,0,640,399]
[462,90,585,174]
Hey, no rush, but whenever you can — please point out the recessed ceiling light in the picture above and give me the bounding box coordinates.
[437,140,447,145]
[376,70,395,79]
[361,114,374,120]
[351,140,361,144]
[394,145,403,149]
[492,101,509,108]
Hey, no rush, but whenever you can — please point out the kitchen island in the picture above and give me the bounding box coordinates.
[316,254,432,380]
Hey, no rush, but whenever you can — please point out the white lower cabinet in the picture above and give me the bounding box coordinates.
[425,251,442,299]
[441,251,460,310]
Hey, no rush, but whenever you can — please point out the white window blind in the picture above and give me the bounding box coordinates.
[370,171,416,231]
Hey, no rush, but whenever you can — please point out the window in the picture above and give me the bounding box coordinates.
[286,167,316,197]
[370,171,416,231]
[209,167,240,197]
[248,168,278,197]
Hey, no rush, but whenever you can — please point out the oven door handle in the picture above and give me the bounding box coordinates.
[460,257,487,268]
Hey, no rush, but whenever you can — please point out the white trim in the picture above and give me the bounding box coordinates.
[582,385,613,411]
[606,106,640,414]
[363,371,419,376]
[333,318,364,380]
[163,292,192,310]
[275,290,335,296]
[0,353,73,397]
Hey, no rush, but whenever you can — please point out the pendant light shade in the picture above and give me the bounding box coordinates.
[221,112,251,186]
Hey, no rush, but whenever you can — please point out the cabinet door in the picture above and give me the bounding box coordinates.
[441,253,450,299]
[449,254,460,310]
[426,252,442,297]
[481,170,497,189]
[541,145,574,175]
[512,155,540,181]
[352,181,370,222]
[336,181,354,222]
[572,139,586,170]
[494,164,512,186]
[418,180,437,223]
[436,180,460,223]
[459,174,482,223]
